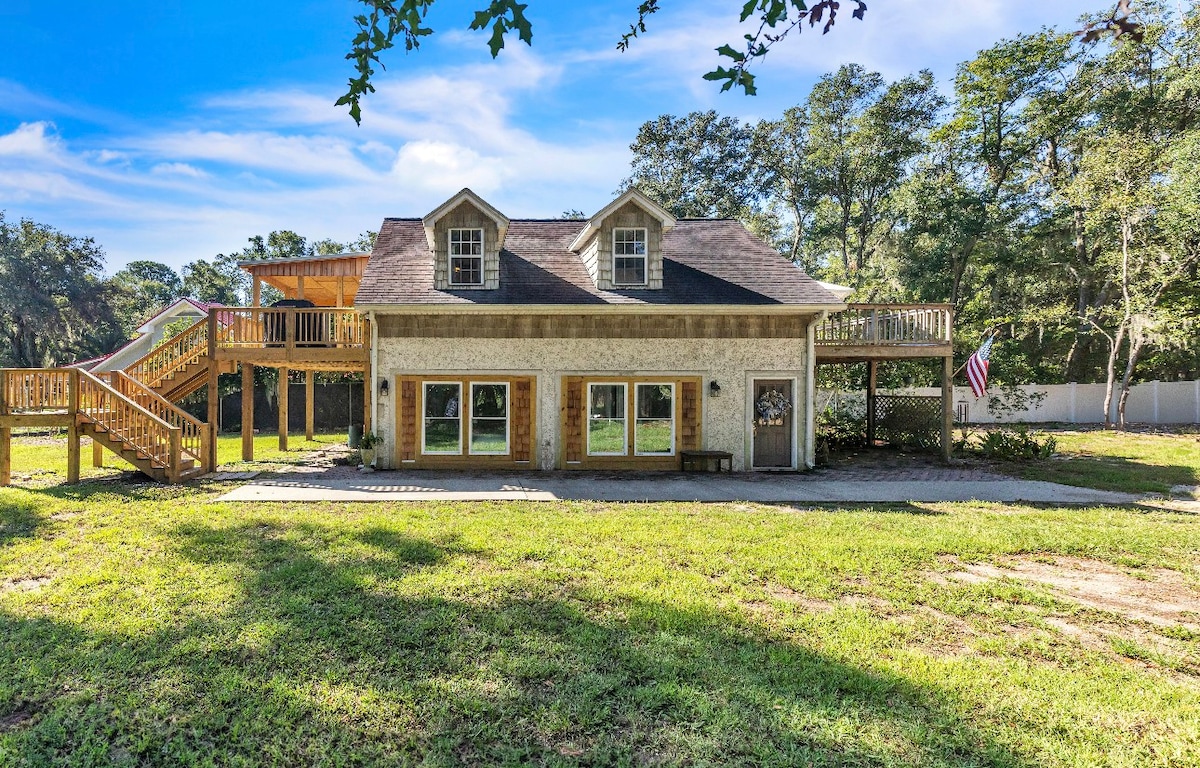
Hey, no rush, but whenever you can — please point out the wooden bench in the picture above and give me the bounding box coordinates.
[680,450,733,473]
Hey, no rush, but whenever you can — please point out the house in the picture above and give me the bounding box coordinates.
[74,297,218,373]
[1,188,955,486]
[354,188,848,471]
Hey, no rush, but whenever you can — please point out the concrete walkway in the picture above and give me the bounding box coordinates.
[215,470,1139,505]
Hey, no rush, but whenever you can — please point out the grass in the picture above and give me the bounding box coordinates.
[1,480,1198,765]
[5,431,348,486]
[1005,427,1200,495]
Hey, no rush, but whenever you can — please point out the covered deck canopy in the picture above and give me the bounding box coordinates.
[239,252,370,307]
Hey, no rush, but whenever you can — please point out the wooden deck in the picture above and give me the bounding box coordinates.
[814,304,953,362]
[210,307,370,369]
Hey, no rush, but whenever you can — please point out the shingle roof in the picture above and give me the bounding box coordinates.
[355,218,843,307]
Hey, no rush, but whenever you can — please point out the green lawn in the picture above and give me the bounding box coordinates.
[1,482,1197,766]
[1007,427,1200,495]
[5,431,348,486]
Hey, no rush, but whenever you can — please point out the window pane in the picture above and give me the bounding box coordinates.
[635,384,673,455]
[471,384,507,418]
[450,256,482,285]
[425,383,460,418]
[635,420,672,454]
[614,256,645,284]
[471,420,507,453]
[424,419,460,453]
[636,384,673,418]
[589,384,624,419]
[588,419,625,454]
[588,383,626,455]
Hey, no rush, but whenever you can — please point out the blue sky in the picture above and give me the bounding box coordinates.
[0,0,1104,273]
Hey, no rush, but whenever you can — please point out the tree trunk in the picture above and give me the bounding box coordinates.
[1117,333,1144,430]
[1100,321,1126,428]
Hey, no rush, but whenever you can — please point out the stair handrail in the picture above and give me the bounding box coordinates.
[76,370,183,478]
[124,317,209,388]
[109,371,209,472]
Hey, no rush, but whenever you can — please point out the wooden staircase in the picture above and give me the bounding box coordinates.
[124,318,224,401]
[1,360,215,485]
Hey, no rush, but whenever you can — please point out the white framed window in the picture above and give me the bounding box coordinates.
[449,228,484,286]
[422,382,462,454]
[469,382,509,455]
[587,383,627,456]
[634,383,675,456]
[612,228,647,285]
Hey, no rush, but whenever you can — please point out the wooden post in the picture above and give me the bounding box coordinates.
[285,308,296,356]
[242,363,255,461]
[305,370,315,441]
[1,371,9,486]
[92,438,103,468]
[167,428,182,483]
[0,424,9,486]
[866,360,878,446]
[252,276,262,308]
[278,367,289,451]
[941,354,954,463]
[296,276,305,301]
[67,370,80,483]
[206,311,219,471]
[336,277,345,307]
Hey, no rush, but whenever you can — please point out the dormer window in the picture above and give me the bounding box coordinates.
[449,228,483,286]
[613,228,647,286]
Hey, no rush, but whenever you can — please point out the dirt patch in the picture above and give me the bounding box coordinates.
[0,707,35,732]
[762,583,837,613]
[937,555,1200,631]
[0,575,52,593]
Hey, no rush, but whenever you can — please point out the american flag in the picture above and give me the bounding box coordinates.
[966,335,994,398]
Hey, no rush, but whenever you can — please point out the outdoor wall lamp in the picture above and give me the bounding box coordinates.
[709,380,722,397]
[379,378,390,396]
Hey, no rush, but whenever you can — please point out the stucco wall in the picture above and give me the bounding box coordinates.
[375,335,810,470]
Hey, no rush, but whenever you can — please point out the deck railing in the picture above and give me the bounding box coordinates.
[110,371,207,471]
[125,318,209,388]
[217,308,368,350]
[815,304,953,346]
[1,368,73,412]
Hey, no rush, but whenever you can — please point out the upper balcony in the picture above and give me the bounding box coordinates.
[211,307,370,369]
[814,304,953,362]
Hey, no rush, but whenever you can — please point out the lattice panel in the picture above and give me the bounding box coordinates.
[874,395,941,450]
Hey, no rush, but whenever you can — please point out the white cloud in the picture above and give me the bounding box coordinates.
[150,162,207,178]
[0,121,60,158]
[0,49,631,271]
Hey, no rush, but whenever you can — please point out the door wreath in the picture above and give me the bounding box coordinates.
[755,388,793,426]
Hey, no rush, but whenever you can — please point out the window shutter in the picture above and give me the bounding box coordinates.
[400,378,417,461]
[564,377,583,462]
[512,378,532,462]
[680,379,700,451]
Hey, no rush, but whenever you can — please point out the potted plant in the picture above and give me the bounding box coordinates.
[359,431,380,469]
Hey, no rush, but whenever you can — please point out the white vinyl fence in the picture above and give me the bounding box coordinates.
[819,381,1200,425]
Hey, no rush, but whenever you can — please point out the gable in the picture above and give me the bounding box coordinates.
[571,189,675,291]
[421,189,509,291]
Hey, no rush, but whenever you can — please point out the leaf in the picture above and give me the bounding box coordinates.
[488,20,507,57]
[716,44,746,63]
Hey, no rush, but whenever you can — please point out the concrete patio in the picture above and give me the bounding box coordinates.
[215,469,1139,504]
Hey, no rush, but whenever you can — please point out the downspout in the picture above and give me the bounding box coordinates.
[805,311,827,469]
[368,311,380,464]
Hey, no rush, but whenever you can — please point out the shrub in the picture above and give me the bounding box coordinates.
[975,426,1057,461]
[817,397,867,452]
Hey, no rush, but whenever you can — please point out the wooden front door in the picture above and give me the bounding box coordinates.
[752,378,794,469]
